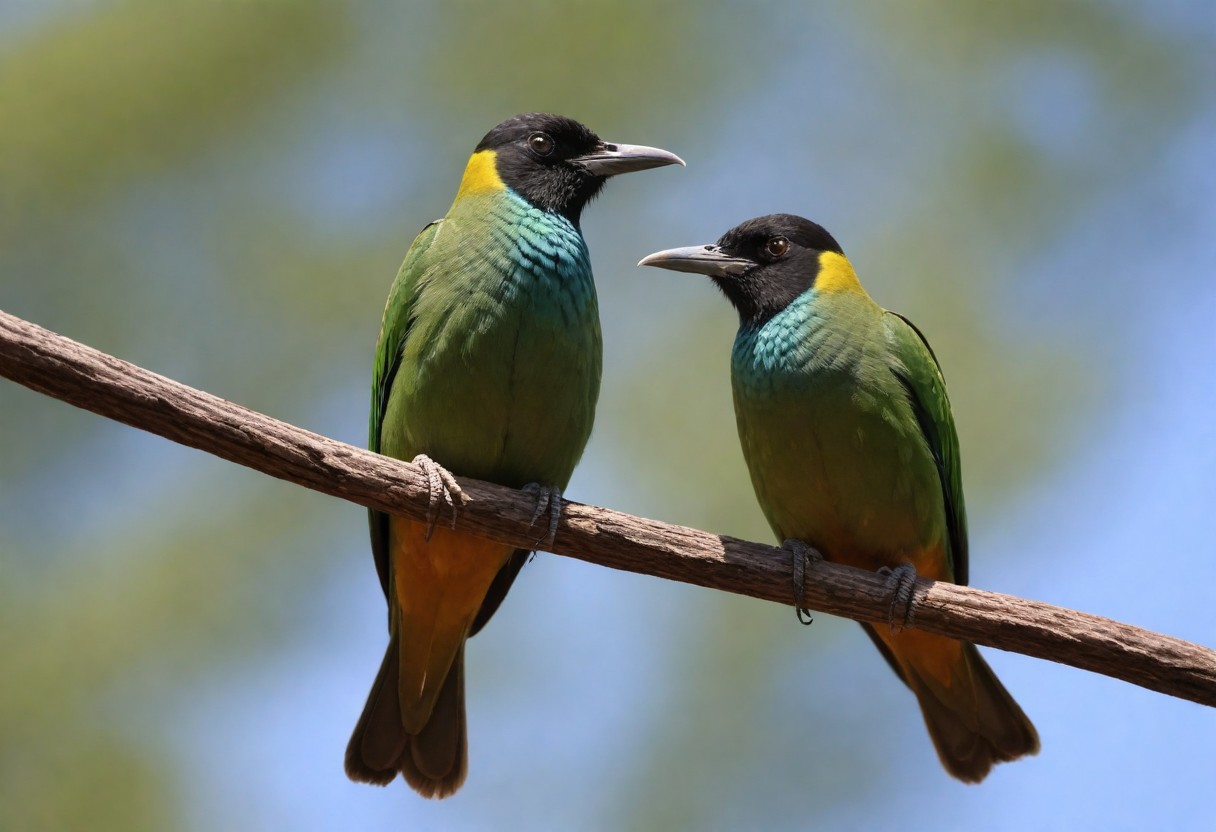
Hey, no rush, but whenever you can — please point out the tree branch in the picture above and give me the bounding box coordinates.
[3,306,1215,707]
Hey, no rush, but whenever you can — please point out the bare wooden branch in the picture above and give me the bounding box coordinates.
[3,306,1215,707]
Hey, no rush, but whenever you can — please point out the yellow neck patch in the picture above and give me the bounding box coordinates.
[454,149,505,200]
[815,251,865,294]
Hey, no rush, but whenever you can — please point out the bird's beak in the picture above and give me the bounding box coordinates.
[571,142,686,177]
[637,245,753,279]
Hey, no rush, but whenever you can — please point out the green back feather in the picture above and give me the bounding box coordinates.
[884,311,969,584]
[368,219,443,597]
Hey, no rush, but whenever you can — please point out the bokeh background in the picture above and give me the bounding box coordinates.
[3,1,1215,829]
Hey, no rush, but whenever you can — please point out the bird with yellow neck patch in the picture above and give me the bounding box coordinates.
[640,213,1039,782]
[346,113,683,797]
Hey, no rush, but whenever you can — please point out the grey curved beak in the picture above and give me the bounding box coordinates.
[572,142,686,177]
[637,245,753,279]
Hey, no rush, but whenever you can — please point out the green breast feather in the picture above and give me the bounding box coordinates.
[367,191,602,597]
[731,292,967,580]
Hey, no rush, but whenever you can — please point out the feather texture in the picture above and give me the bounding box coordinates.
[731,256,1038,782]
[349,186,601,796]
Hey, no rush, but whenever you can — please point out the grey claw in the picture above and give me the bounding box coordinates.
[543,488,562,547]
[412,454,463,541]
[524,483,550,526]
[783,539,822,626]
[523,483,563,551]
[879,563,919,634]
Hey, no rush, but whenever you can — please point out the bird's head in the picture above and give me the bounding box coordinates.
[639,214,860,326]
[455,113,684,224]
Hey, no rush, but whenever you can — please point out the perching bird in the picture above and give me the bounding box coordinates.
[639,214,1039,782]
[347,113,683,797]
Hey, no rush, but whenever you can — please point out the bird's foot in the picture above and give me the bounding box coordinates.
[411,454,463,541]
[878,563,919,634]
[783,539,823,626]
[522,483,563,551]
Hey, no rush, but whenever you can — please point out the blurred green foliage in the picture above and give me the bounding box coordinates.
[0,0,349,234]
[0,1,1207,829]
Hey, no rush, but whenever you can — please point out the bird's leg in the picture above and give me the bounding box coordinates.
[411,454,463,542]
[879,563,919,634]
[783,539,823,626]
[521,483,563,551]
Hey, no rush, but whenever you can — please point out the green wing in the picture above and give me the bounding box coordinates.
[885,311,969,585]
[368,219,443,599]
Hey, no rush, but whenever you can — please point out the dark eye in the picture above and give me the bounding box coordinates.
[765,236,790,258]
[528,132,555,156]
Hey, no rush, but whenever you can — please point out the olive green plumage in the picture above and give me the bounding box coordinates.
[371,191,602,492]
[347,113,683,797]
[641,213,1038,782]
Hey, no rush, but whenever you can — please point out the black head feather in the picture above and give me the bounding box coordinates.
[713,214,844,326]
[474,113,607,223]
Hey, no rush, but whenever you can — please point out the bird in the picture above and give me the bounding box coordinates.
[639,214,1039,782]
[346,113,684,797]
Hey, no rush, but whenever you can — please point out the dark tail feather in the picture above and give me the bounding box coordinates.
[345,634,406,785]
[913,642,1040,782]
[862,624,1039,783]
[345,636,468,798]
[400,644,467,797]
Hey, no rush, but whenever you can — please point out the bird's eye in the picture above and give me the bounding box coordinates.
[765,236,790,258]
[528,133,555,156]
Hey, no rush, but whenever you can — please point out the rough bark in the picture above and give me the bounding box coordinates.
[3,307,1214,707]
